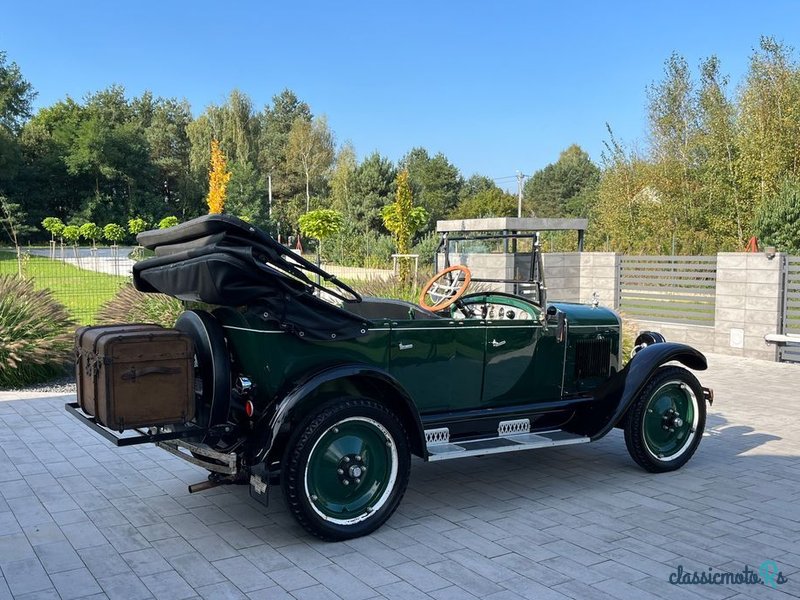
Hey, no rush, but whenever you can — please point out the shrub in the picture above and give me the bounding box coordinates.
[158,216,179,229]
[0,276,75,388]
[96,284,184,328]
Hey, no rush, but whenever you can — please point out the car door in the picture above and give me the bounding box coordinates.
[482,314,565,406]
[388,318,485,415]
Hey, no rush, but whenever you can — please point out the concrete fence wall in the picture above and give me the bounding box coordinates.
[549,251,786,361]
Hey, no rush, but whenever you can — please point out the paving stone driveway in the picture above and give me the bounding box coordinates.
[1,353,799,600]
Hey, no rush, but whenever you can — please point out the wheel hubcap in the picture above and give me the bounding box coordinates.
[304,417,398,525]
[642,381,699,461]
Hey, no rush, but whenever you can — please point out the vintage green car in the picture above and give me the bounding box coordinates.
[68,214,712,541]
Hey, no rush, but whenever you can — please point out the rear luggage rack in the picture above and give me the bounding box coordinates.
[65,402,205,447]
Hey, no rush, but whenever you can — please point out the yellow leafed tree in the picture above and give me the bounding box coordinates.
[207,139,231,214]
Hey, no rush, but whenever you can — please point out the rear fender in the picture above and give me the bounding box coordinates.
[245,364,426,465]
[565,342,708,440]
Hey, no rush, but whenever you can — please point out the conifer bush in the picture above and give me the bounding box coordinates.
[0,276,75,388]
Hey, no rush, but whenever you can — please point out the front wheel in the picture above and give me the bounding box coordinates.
[282,399,411,541]
[624,366,706,473]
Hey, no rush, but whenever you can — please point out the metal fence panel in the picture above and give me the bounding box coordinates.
[781,256,800,363]
[618,255,717,326]
[0,246,132,325]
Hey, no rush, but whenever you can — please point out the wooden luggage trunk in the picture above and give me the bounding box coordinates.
[75,325,195,431]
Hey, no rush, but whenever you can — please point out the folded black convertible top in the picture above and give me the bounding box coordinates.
[133,215,368,341]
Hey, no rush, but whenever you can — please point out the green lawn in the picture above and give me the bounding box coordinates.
[0,251,127,324]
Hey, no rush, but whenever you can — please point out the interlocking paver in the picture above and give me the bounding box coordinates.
[211,556,272,593]
[1,353,799,599]
[0,557,51,596]
[168,553,226,588]
[34,540,84,573]
[49,567,103,600]
[96,572,153,600]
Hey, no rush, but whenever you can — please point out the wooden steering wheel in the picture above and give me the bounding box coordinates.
[418,265,472,312]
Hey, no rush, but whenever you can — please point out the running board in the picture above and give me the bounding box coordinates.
[425,428,590,461]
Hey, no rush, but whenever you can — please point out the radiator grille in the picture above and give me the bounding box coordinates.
[574,338,611,379]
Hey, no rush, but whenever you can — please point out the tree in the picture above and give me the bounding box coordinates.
[330,143,357,214]
[754,178,800,253]
[459,174,496,202]
[79,222,103,248]
[258,89,311,201]
[523,145,600,218]
[0,51,36,133]
[62,224,81,259]
[138,96,196,219]
[225,160,268,227]
[41,217,65,241]
[0,195,31,275]
[450,187,517,219]
[400,148,462,229]
[696,56,744,249]
[298,208,344,264]
[187,90,261,208]
[350,152,397,232]
[0,127,21,191]
[41,216,65,259]
[737,37,800,210]
[128,217,147,236]
[159,216,179,229]
[382,170,428,284]
[592,127,662,253]
[64,87,155,224]
[287,116,334,211]
[207,139,231,214]
[103,223,126,245]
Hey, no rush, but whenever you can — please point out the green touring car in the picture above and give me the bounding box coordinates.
[67,214,713,540]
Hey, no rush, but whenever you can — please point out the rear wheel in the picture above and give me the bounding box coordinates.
[624,366,706,473]
[282,399,410,541]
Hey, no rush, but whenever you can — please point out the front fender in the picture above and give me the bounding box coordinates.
[244,363,426,465]
[565,342,707,441]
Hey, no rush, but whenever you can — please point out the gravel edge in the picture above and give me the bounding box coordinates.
[1,375,77,395]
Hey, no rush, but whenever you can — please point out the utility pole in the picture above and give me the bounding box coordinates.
[516,171,526,218]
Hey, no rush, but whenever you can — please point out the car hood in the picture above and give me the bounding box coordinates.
[550,302,621,327]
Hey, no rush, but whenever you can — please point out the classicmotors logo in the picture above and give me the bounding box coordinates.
[669,561,789,589]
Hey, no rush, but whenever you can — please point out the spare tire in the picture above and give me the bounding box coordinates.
[175,310,231,439]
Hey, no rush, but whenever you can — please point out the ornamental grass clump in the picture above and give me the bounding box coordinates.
[0,275,75,388]
[96,284,183,328]
[619,311,641,365]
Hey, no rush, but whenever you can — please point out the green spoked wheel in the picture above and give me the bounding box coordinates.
[625,366,706,473]
[282,399,410,540]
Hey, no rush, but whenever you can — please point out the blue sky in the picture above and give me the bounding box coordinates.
[2,1,798,183]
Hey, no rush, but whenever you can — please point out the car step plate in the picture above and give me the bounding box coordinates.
[425,429,590,461]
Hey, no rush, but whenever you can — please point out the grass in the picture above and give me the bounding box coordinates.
[0,251,128,324]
